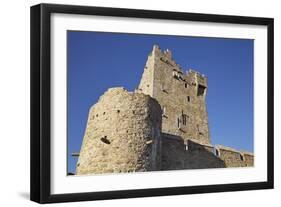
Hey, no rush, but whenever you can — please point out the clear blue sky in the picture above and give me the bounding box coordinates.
[67,31,253,174]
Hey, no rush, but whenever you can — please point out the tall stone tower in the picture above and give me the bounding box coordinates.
[138,45,210,145]
[76,88,162,175]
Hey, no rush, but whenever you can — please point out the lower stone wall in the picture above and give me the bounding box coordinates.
[184,140,226,169]
[161,133,254,170]
[243,153,254,166]
[161,134,185,170]
[161,134,225,170]
[216,145,254,167]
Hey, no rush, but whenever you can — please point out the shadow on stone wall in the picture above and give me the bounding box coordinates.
[161,133,226,170]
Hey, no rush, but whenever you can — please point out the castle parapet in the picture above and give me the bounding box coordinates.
[160,133,253,170]
[187,69,207,88]
[215,145,254,167]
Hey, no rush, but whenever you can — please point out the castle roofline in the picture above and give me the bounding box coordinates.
[152,45,207,78]
[241,151,254,156]
[215,145,240,153]
[91,86,161,111]
[187,69,207,78]
[106,86,126,92]
[215,145,253,155]
[187,138,213,148]
[162,133,213,147]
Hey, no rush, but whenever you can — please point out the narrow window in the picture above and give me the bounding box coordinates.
[177,118,181,128]
[185,83,187,88]
[197,84,206,96]
[240,154,244,161]
[214,149,219,156]
[187,96,190,102]
[182,114,187,125]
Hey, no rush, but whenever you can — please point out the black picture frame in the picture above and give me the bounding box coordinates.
[30,3,274,204]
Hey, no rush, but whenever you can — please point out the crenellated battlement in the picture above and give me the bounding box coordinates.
[215,145,254,167]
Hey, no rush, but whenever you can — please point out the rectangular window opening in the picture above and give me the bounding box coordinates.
[197,85,206,96]
[214,149,219,156]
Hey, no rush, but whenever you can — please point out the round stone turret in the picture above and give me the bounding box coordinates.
[76,87,162,175]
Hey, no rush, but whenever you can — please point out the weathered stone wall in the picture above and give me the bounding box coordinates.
[161,134,225,170]
[215,146,254,167]
[161,134,253,170]
[243,152,254,166]
[76,87,162,175]
[136,50,154,95]
[138,45,210,145]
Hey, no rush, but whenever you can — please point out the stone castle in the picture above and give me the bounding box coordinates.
[75,45,254,175]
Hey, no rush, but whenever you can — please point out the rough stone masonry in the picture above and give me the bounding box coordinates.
[76,45,254,175]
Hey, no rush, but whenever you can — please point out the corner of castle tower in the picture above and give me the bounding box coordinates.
[106,87,127,93]
[187,69,208,88]
[163,49,172,59]
[152,44,160,52]
[152,44,162,57]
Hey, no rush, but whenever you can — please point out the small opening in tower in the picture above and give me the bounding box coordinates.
[187,96,190,102]
[185,83,187,88]
[173,71,179,79]
[177,117,181,128]
[215,149,219,156]
[103,112,106,115]
[182,114,187,125]
[117,110,120,113]
[240,154,244,161]
[100,136,110,144]
[197,84,206,96]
